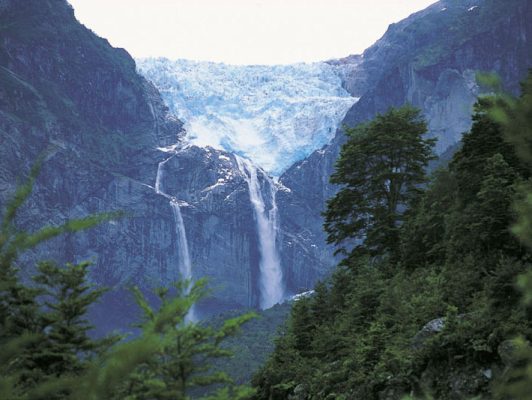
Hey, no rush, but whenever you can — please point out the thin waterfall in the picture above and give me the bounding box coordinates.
[235,155,284,309]
[156,156,196,322]
[170,199,196,322]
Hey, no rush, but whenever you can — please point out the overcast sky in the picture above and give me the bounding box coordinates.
[67,0,437,65]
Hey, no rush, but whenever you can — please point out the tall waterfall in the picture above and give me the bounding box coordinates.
[236,156,284,309]
[156,156,196,322]
[169,200,196,322]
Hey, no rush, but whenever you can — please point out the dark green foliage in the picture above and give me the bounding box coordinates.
[400,168,457,268]
[478,71,532,400]
[111,280,256,400]
[30,261,112,378]
[254,93,532,399]
[74,279,209,400]
[324,105,436,259]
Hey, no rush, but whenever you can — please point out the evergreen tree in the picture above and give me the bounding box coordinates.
[114,281,256,400]
[482,71,532,399]
[254,84,532,399]
[400,168,457,268]
[0,164,257,400]
[450,100,526,206]
[324,105,436,259]
[31,261,113,379]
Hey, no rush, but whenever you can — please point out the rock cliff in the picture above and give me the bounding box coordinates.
[0,0,186,331]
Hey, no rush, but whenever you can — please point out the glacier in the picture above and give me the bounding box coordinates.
[137,58,357,175]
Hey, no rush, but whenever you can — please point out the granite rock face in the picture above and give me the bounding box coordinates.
[0,0,324,327]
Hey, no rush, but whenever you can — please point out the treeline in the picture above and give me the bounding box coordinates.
[0,164,255,399]
[253,73,532,400]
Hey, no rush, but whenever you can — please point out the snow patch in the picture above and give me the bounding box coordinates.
[157,144,179,153]
[291,290,315,301]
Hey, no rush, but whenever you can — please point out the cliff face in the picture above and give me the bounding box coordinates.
[154,145,328,311]
[280,0,532,269]
[0,0,187,331]
[338,0,531,153]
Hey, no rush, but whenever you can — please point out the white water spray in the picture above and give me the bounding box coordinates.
[156,156,196,322]
[235,156,284,309]
[169,199,196,322]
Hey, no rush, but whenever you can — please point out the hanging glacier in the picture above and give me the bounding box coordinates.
[136,58,357,175]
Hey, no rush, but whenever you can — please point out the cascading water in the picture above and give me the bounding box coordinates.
[235,155,284,309]
[156,154,196,322]
[155,156,171,199]
[169,199,196,322]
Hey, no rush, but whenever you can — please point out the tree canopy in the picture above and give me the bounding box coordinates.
[324,105,436,259]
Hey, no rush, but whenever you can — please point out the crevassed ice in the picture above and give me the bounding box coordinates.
[137,58,357,176]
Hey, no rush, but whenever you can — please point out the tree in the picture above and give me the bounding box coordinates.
[254,76,532,400]
[70,280,208,400]
[324,105,436,259]
[30,261,113,379]
[400,168,457,268]
[0,164,256,400]
[450,100,525,206]
[113,281,256,400]
[482,71,532,400]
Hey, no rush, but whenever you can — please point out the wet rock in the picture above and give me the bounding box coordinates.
[412,317,446,349]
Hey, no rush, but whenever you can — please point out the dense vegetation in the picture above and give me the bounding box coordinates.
[253,74,532,400]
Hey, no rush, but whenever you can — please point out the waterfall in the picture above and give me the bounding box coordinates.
[156,156,196,322]
[170,199,196,322]
[235,156,284,309]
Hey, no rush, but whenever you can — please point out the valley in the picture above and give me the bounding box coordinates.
[1,0,532,398]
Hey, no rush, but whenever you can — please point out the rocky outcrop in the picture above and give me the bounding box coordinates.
[0,0,330,331]
[412,317,446,350]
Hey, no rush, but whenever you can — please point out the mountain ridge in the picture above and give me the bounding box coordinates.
[1,0,531,334]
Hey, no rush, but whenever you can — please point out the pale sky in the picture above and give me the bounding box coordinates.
[67,0,437,65]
